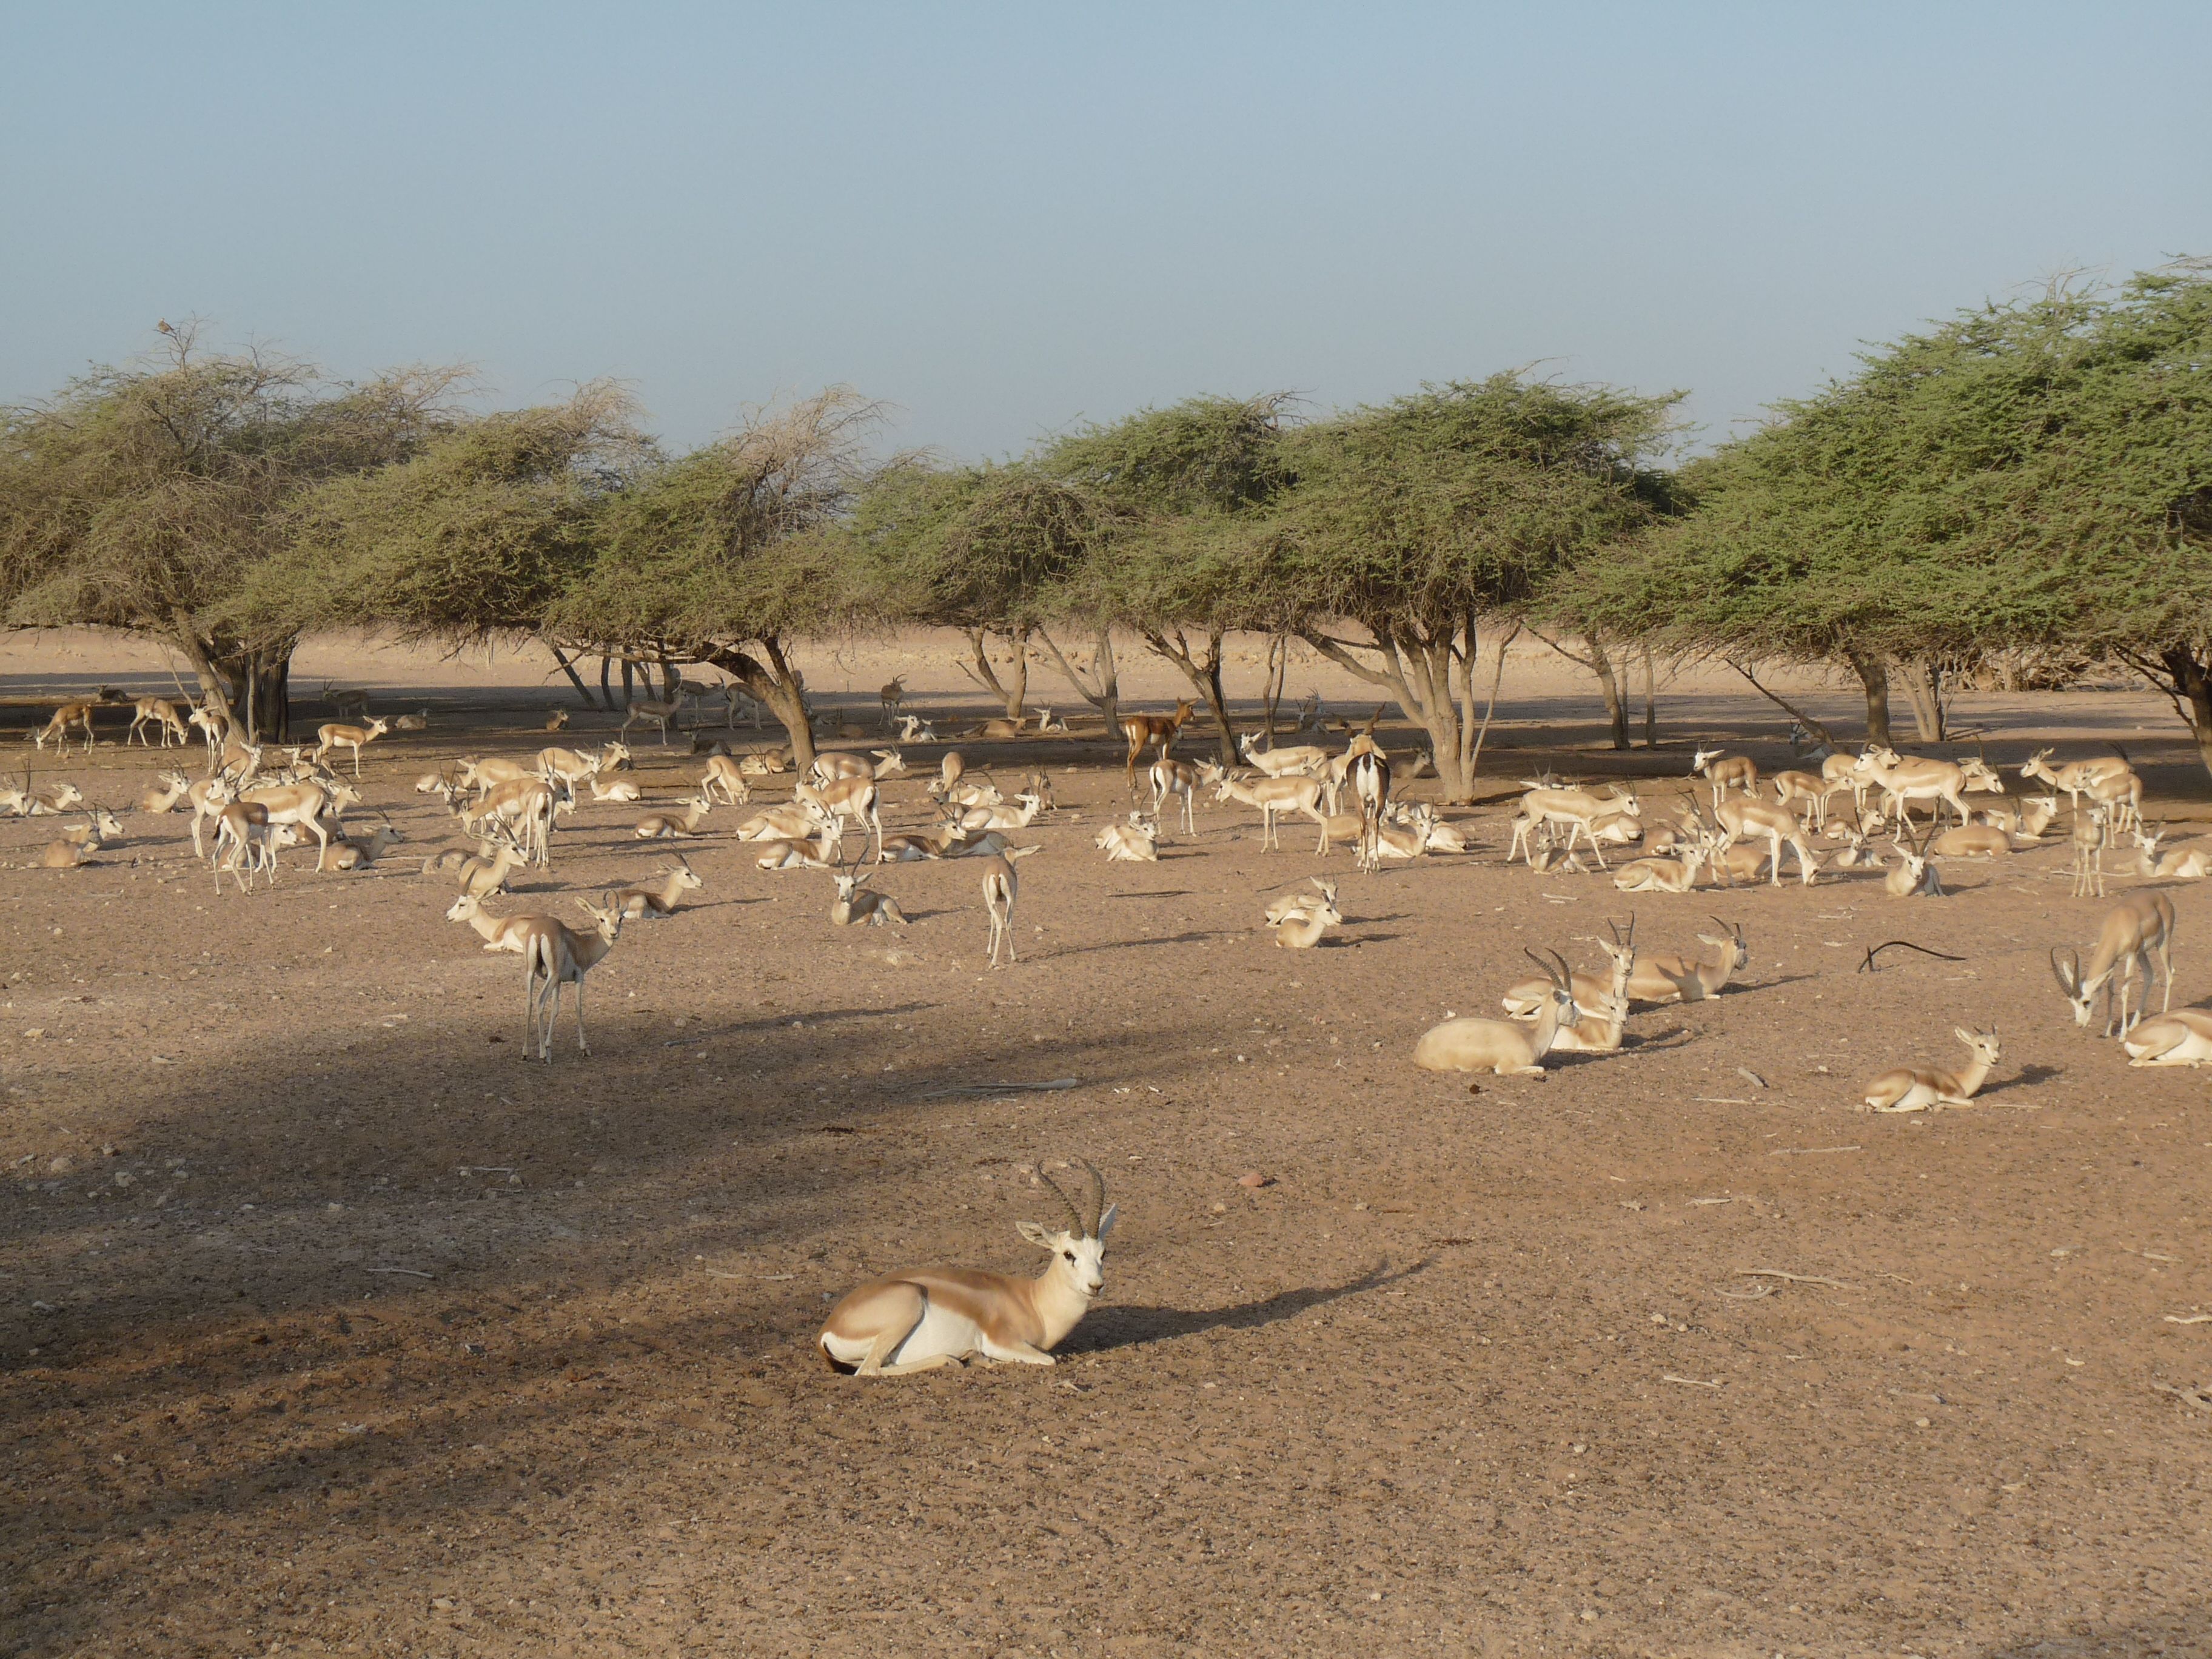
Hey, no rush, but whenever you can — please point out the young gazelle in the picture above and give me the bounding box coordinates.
[1932,821,2016,859]
[982,853,1019,966]
[1691,746,1760,809]
[635,791,714,840]
[2154,841,2212,880]
[1094,813,1159,863]
[2069,806,2108,899]
[1265,877,1339,928]
[1612,839,1712,893]
[1413,950,1580,1077]
[315,716,391,778]
[1268,885,1342,948]
[447,890,558,954]
[138,771,193,814]
[33,702,97,753]
[321,815,406,871]
[954,791,1046,835]
[1861,1028,2002,1113]
[127,697,191,748]
[585,772,643,805]
[1624,919,1748,1005]
[2050,891,2176,1037]
[830,867,909,927]
[609,856,703,919]
[820,1160,1116,1375]
[524,896,624,1061]
[447,836,530,901]
[756,828,844,871]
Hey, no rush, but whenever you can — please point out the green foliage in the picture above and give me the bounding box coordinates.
[847,459,1107,632]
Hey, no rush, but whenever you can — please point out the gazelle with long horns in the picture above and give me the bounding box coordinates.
[820,1159,1116,1375]
[1623,918,1748,1005]
[1501,916,1638,1021]
[1413,950,1580,1077]
[2051,890,2176,1038]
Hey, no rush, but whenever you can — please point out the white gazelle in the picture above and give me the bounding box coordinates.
[819,1161,1116,1376]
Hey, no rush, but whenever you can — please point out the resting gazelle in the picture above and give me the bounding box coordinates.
[820,1159,1116,1376]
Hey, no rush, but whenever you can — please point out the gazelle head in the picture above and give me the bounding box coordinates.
[870,749,907,777]
[326,777,365,813]
[1955,1027,2001,1069]
[2022,747,2056,779]
[1690,746,1721,774]
[666,854,705,893]
[601,742,632,770]
[363,716,392,739]
[444,891,482,922]
[1700,917,1749,971]
[833,870,870,904]
[1016,1159,1117,1300]
[574,893,624,942]
[2048,948,2103,1027]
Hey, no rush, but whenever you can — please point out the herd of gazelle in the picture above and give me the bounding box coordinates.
[15,680,2212,1381]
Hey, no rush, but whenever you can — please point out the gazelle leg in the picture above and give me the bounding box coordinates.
[573,980,588,1056]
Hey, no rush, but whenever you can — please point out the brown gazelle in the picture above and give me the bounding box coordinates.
[830,869,908,927]
[1268,883,1342,948]
[315,716,390,777]
[610,856,703,919]
[1861,1028,2002,1112]
[1691,746,1760,809]
[1624,919,1748,1006]
[2119,1010,2212,1067]
[1501,916,1638,1021]
[982,852,1020,965]
[1413,950,1579,1077]
[127,697,191,748]
[2050,891,2176,1037]
[1119,697,1198,788]
[820,1159,1116,1376]
[525,896,624,1061]
[34,702,96,753]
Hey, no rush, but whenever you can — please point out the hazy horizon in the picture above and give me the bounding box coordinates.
[4,3,2208,460]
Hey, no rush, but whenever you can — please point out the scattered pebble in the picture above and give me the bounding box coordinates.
[1236,1171,1271,1189]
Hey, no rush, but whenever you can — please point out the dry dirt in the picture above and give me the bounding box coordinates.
[3,634,2211,1659]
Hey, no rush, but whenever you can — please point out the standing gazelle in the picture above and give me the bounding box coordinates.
[315,716,391,778]
[982,852,1019,966]
[2050,890,2176,1038]
[820,1160,1116,1375]
[525,896,624,1061]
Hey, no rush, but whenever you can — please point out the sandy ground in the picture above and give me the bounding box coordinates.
[3,633,2211,1658]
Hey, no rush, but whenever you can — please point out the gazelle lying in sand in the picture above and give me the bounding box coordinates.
[1612,839,1712,893]
[1861,1028,2002,1113]
[610,857,703,919]
[820,1160,1115,1376]
[1267,881,1341,948]
[1502,916,1638,1021]
[2119,1010,2212,1067]
[1413,950,1579,1078]
[830,869,908,927]
[1623,919,1748,1005]
[1095,813,1159,862]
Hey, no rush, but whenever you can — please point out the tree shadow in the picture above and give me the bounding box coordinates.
[1070,1258,1430,1353]
[1048,930,1243,959]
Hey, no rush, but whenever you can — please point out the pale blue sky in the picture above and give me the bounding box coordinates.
[4,3,2207,458]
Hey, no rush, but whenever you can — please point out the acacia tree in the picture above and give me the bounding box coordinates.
[548,389,879,768]
[0,327,457,738]
[1047,395,1293,761]
[235,384,645,702]
[1236,375,1680,801]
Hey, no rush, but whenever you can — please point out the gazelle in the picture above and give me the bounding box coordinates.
[878,675,906,727]
[1503,916,1638,1021]
[877,830,944,862]
[1269,885,1342,948]
[635,790,714,840]
[447,890,557,953]
[466,776,561,866]
[213,809,304,894]
[820,1160,1114,1376]
[931,751,966,796]
[315,716,390,778]
[1715,796,1820,885]
[463,756,537,796]
[392,707,431,732]
[536,744,607,800]
[811,748,904,783]
[1690,746,1759,808]
[619,689,686,746]
[34,702,96,753]
[1855,747,1972,829]
[2154,841,2212,880]
[1518,783,1624,868]
[138,771,193,814]
[585,773,643,805]
[1346,734,1392,876]
[1623,919,1748,1005]
[2051,891,2176,1037]
[1611,840,1712,893]
[1546,949,1633,1053]
[831,868,909,927]
[1119,697,1198,788]
[1034,707,1070,734]
[1771,766,1851,829]
[954,791,1046,834]
[323,816,406,871]
[982,852,1020,966]
[127,697,190,748]
[186,704,227,751]
[1265,877,1339,927]
[241,777,358,870]
[795,777,883,860]
[2119,1009,2212,1067]
[941,778,1002,809]
[734,800,833,840]
[1147,757,1200,834]
[2070,806,2108,899]
[1237,732,1329,777]
[1213,771,1329,853]
[544,706,571,732]
[2106,820,2165,879]
[447,835,530,900]
[322,682,372,720]
[1885,831,1943,898]
[523,896,623,1061]
[57,807,126,850]
[1095,813,1158,862]
[755,828,844,871]
[1413,950,1580,1077]
[2021,749,2132,820]
[610,856,703,919]
[894,714,937,743]
[1861,1028,2002,1112]
[2085,763,2143,837]
[699,753,754,805]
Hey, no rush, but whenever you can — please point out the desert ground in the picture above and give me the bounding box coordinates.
[2,631,2210,1659]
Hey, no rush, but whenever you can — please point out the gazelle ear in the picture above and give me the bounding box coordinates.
[1954,1027,1974,1045]
[1014,1220,1056,1249]
[1095,1204,1118,1238]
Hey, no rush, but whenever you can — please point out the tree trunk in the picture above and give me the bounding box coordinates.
[1586,631,1629,750]
[620,657,635,708]
[599,652,614,709]
[705,638,815,769]
[2157,645,2212,782]
[1033,623,1120,739]
[1899,657,1946,742]
[1141,626,1238,763]
[1845,649,1893,748]
[1641,645,1657,748]
[958,628,1030,719]
[1300,618,1479,802]
[214,644,293,742]
[1261,634,1288,739]
[545,642,600,709]
[169,615,240,737]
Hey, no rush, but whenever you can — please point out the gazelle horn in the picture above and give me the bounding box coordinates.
[1035,1164,1088,1238]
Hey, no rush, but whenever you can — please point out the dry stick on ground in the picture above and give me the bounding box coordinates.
[1859,940,1969,973]
[913,1077,1082,1100]
[1735,1268,1854,1289]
